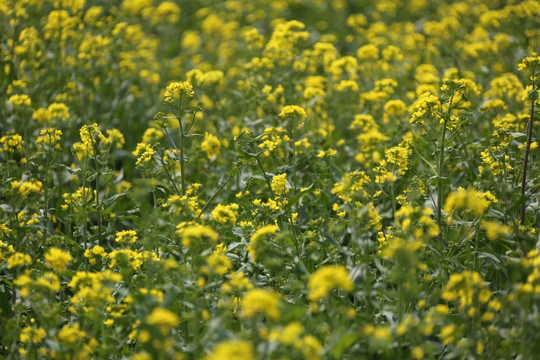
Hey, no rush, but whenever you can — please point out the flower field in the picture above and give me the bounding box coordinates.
[1,0,540,358]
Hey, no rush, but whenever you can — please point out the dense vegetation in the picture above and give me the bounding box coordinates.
[1,0,540,358]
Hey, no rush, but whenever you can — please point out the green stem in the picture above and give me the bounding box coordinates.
[95,162,102,239]
[160,153,181,196]
[82,157,89,271]
[520,79,536,226]
[176,106,187,196]
[437,93,454,245]
[166,104,188,196]
[391,176,397,218]
[196,173,234,220]
[42,152,51,241]
[255,156,273,192]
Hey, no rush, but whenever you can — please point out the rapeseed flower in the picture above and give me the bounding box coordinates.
[201,132,221,159]
[247,224,279,261]
[45,247,72,271]
[115,230,138,244]
[308,265,354,301]
[0,134,23,152]
[146,307,180,334]
[211,203,239,226]
[206,340,255,360]
[164,81,194,104]
[271,173,288,196]
[279,105,306,119]
[241,288,280,320]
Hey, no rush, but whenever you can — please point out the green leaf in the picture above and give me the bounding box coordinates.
[332,333,358,358]
[183,133,203,138]
[0,283,13,319]
[102,193,127,207]
[511,132,527,139]
[430,176,451,185]
[288,183,315,208]
[227,167,239,179]
[476,252,501,269]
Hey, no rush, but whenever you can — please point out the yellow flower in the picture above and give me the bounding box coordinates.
[211,203,239,226]
[20,326,46,344]
[481,220,510,240]
[201,132,221,159]
[104,129,125,148]
[45,247,73,271]
[164,81,194,104]
[518,55,540,71]
[410,92,441,124]
[439,324,457,345]
[411,346,424,359]
[269,322,303,345]
[0,134,24,152]
[357,44,378,60]
[221,271,253,293]
[301,335,323,360]
[142,128,164,144]
[35,128,62,148]
[241,288,280,320]
[271,173,288,196]
[47,102,70,120]
[152,1,181,24]
[7,252,32,269]
[247,224,279,261]
[16,180,43,197]
[308,265,354,301]
[115,230,138,244]
[372,326,391,340]
[146,307,180,334]
[80,123,105,147]
[442,271,490,310]
[444,188,491,223]
[133,352,152,360]
[58,323,86,344]
[279,105,306,119]
[206,244,232,275]
[206,340,255,360]
[37,272,61,291]
[177,224,218,247]
[8,94,31,106]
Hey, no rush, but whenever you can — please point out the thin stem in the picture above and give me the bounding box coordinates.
[81,157,89,272]
[166,103,188,196]
[160,153,181,196]
[437,93,454,242]
[292,127,297,195]
[196,173,234,220]
[391,177,397,217]
[529,183,540,195]
[520,79,536,226]
[95,161,102,238]
[42,148,51,240]
[255,156,273,192]
[411,143,437,175]
[177,114,187,196]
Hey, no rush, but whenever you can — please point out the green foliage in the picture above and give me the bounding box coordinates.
[1,0,540,359]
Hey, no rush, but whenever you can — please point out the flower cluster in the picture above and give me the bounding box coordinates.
[1,0,540,359]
